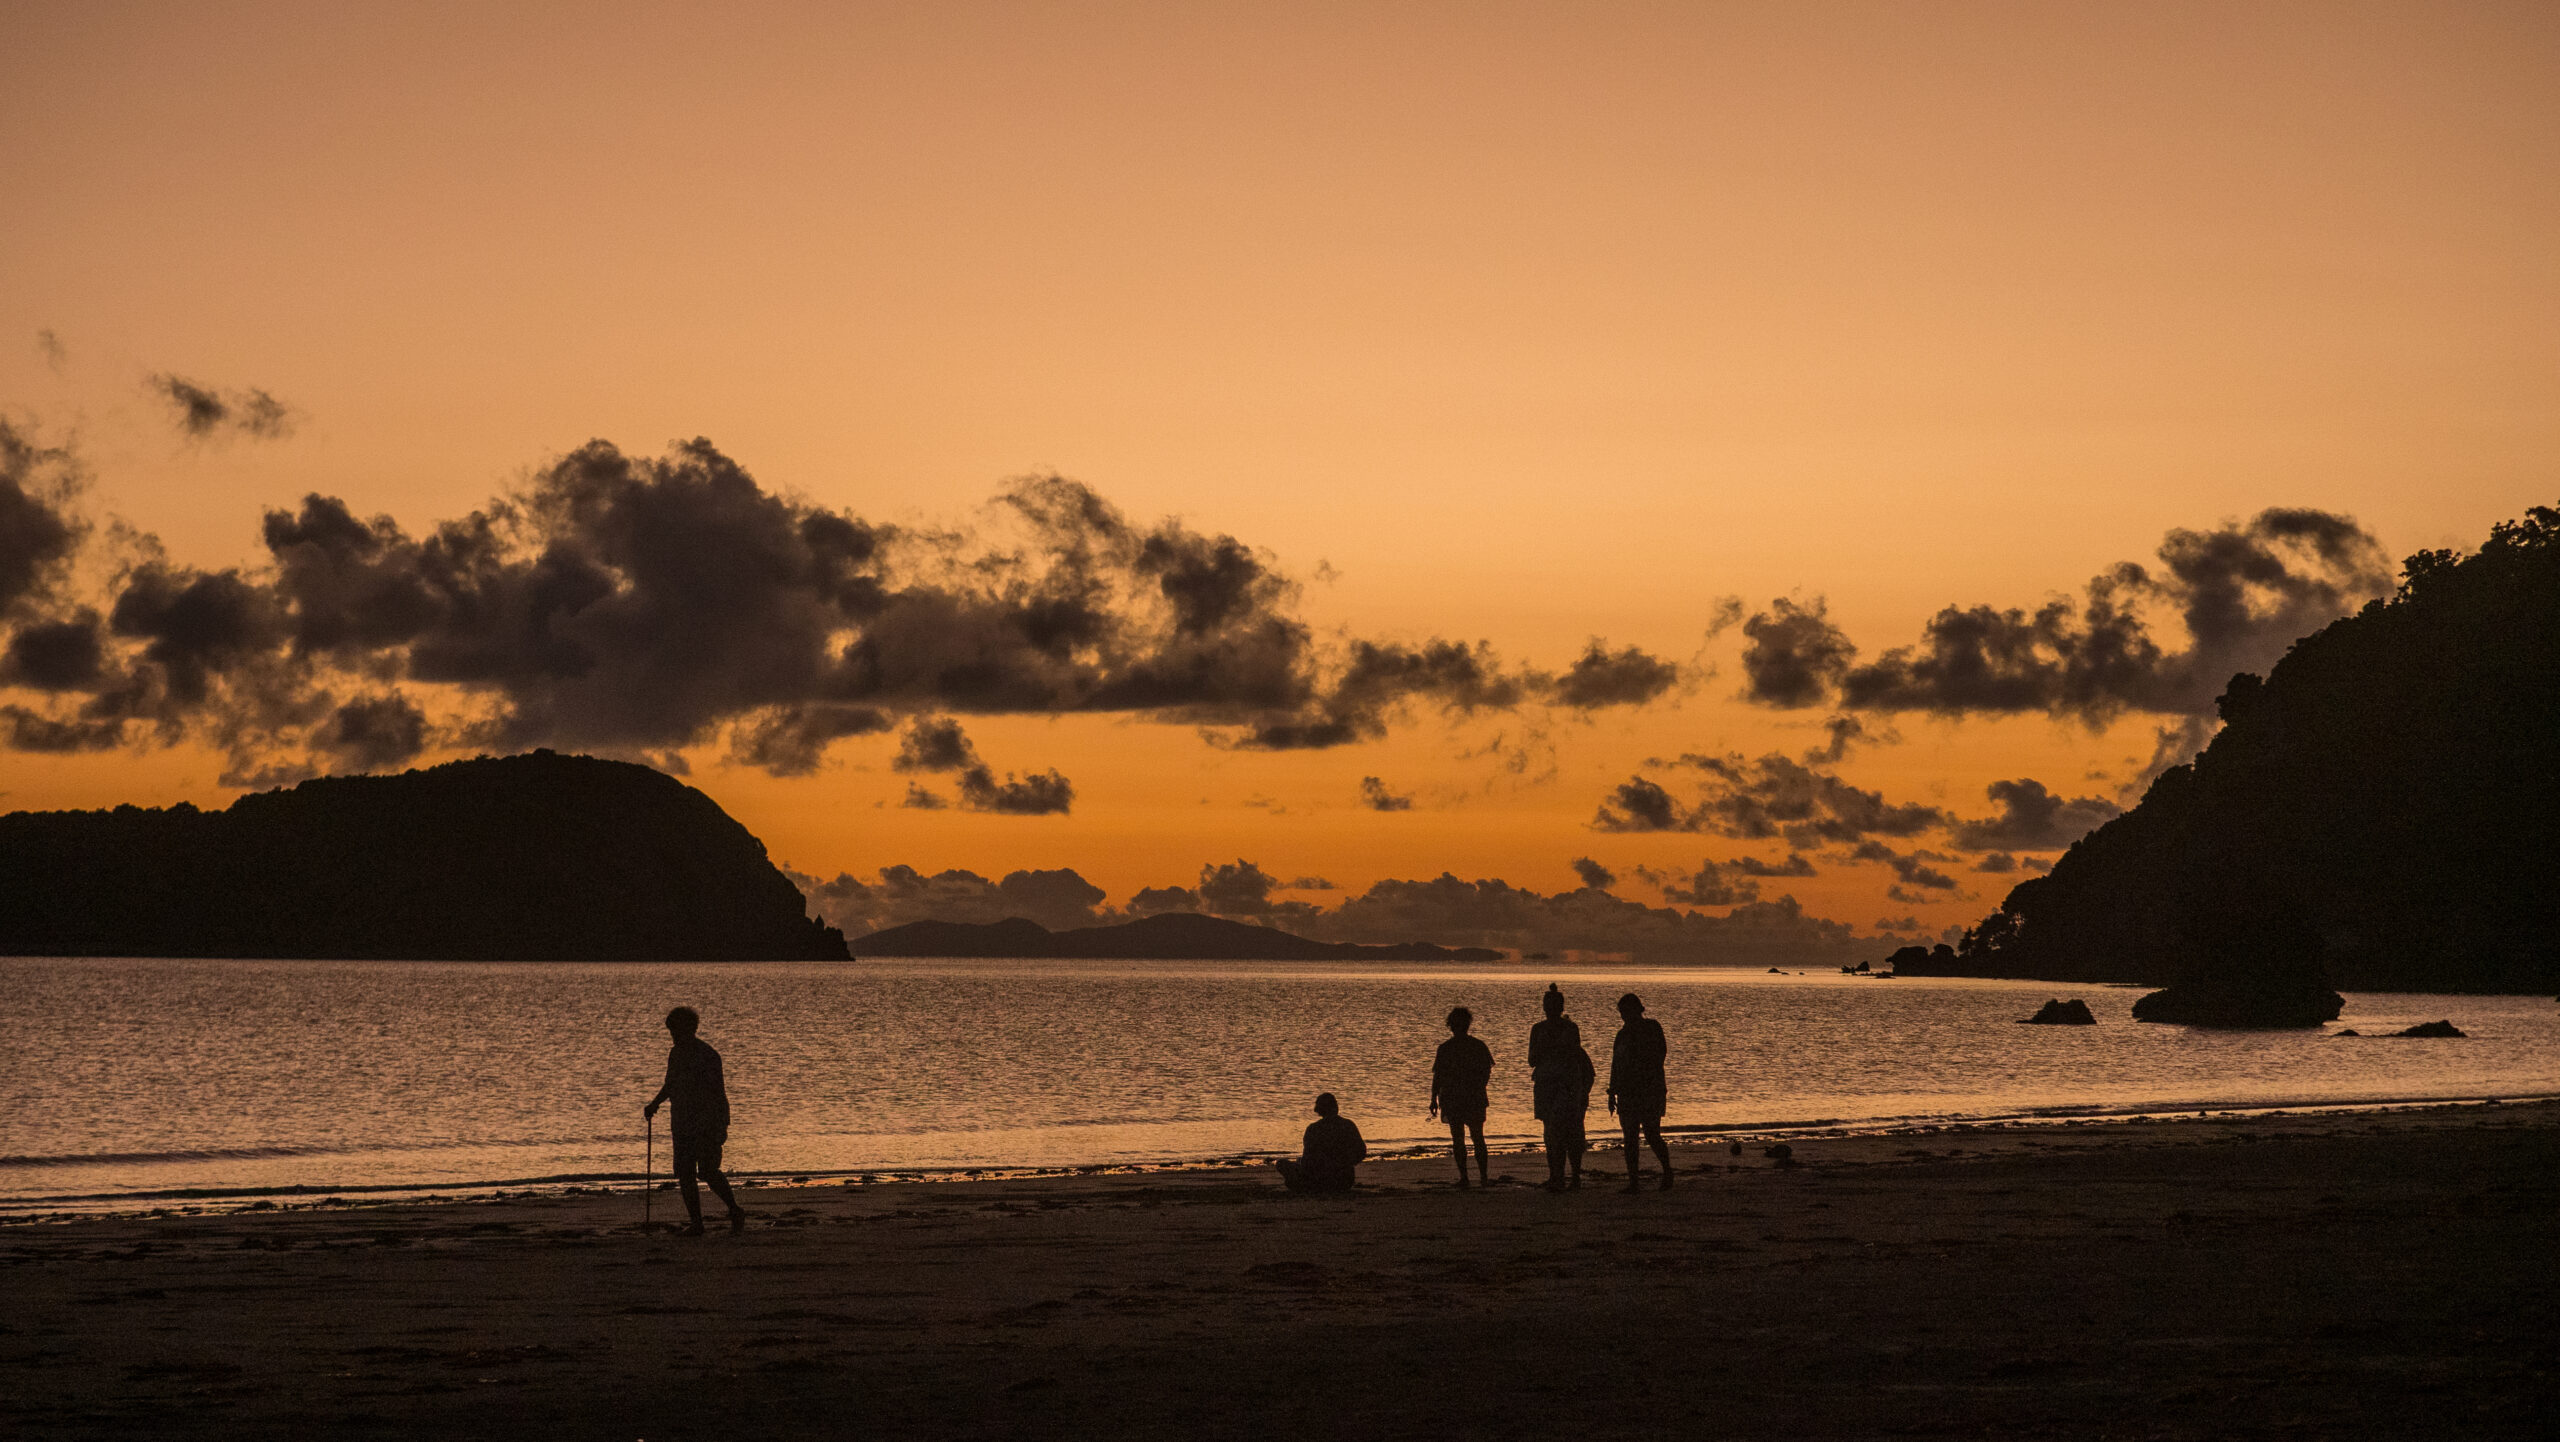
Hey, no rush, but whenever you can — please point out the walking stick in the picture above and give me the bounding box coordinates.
[644,1109,654,1233]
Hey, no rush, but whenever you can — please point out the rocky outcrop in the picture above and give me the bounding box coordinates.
[2018,999,2096,1025]
[1891,504,2560,997]
[0,751,849,960]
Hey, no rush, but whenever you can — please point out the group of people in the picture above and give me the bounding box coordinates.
[1281,984,1674,1196]
[642,984,1677,1236]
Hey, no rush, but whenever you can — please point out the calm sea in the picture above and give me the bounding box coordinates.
[4,957,2554,1212]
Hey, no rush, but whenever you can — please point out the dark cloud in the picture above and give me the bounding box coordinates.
[794,863,1111,935]
[1974,852,2020,874]
[1358,775,1414,811]
[893,715,979,772]
[36,330,67,373]
[149,374,295,441]
[1800,714,1877,765]
[6,438,1683,780]
[0,421,85,618]
[1550,640,1681,709]
[1762,509,2393,723]
[0,611,106,691]
[1596,751,1945,846]
[1,704,124,752]
[1947,778,2121,852]
[1845,840,1960,892]
[1729,851,1818,878]
[1570,857,1615,890]
[1639,858,1762,907]
[1592,776,1685,832]
[955,764,1074,815]
[1286,876,1337,891]
[899,783,948,810]
[309,693,428,772]
[1738,598,1855,708]
[1126,884,1200,916]
[1198,860,1286,916]
[723,703,891,776]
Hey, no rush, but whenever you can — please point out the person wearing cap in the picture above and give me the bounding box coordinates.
[1607,992,1674,1192]
[643,1005,750,1235]
[1276,1092,1368,1194]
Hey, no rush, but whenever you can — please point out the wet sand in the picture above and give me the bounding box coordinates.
[4,1101,2555,1440]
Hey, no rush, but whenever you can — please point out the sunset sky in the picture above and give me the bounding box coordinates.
[4,1,2555,956]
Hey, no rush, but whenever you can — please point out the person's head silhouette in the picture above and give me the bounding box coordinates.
[1543,983,1565,1019]
[1313,1092,1339,1118]
[1446,1006,1473,1035]
[666,1005,700,1038]
[1617,992,1645,1022]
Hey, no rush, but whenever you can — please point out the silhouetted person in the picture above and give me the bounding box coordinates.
[1429,1007,1496,1188]
[1276,1092,1367,1194]
[644,1006,748,1235]
[1608,991,1672,1192]
[1528,983,1595,1191]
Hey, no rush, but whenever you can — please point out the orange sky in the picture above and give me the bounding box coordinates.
[4,2,2556,942]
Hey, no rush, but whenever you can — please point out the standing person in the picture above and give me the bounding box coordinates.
[1528,983,1595,1191]
[1607,992,1673,1193]
[1428,1007,1496,1189]
[1275,1093,1368,1194]
[643,1006,749,1235]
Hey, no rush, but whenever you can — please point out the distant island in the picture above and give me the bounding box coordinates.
[0,751,850,961]
[858,911,1507,962]
[1892,503,2560,1019]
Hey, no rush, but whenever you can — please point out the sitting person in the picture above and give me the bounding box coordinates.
[1275,1092,1368,1194]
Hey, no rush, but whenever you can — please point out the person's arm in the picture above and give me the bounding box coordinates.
[643,1049,674,1117]
[1348,1122,1368,1166]
[1428,1049,1442,1119]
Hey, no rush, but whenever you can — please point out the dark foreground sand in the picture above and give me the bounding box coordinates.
[5,1102,2555,1441]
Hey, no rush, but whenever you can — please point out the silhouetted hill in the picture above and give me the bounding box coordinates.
[0,751,849,960]
[1900,504,2560,1001]
[858,910,1507,961]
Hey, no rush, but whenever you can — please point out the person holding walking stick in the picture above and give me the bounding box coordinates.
[643,1005,750,1236]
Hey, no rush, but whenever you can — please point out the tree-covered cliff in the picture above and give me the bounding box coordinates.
[0,751,850,960]
[1900,503,2560,996]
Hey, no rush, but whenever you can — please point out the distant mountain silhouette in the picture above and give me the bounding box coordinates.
[858,910,1506,961]
[0,751,849,960]
[1896,503,2560,1007]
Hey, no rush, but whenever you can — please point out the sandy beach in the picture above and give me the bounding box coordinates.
[2,1100,2553,1440]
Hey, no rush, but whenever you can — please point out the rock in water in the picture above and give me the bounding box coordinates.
[2131,978,2343,1028]
[2019,998,2097,1025]
[0,751,849,960]
[2388,1020,2466,1038]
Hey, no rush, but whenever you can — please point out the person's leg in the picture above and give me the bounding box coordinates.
[1277,1158,1309,1193]
[1646,1119,1673,1188]
[1446,1120,1471,1185]
[690,1135,746,1227]
[1621,1116,1644,1189]
[1541,1118,1566,1189]
[671,1136,705,1229]
[1468,1121,1490,1181]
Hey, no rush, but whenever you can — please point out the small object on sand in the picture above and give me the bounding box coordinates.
[1763,1142,1797,1167]
[1767,966,1783,974]
[1728,1140,1744,1156]
[2018,999,2097,1025]
[2334,1029,2360,1037]
[2389,1020,2466,1038]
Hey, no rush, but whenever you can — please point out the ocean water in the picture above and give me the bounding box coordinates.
[4,956,2554,1211]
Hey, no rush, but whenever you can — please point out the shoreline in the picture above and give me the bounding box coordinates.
[11,1087,2555,1221]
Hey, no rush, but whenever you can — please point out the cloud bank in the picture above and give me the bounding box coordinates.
[0,431,1683,786]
